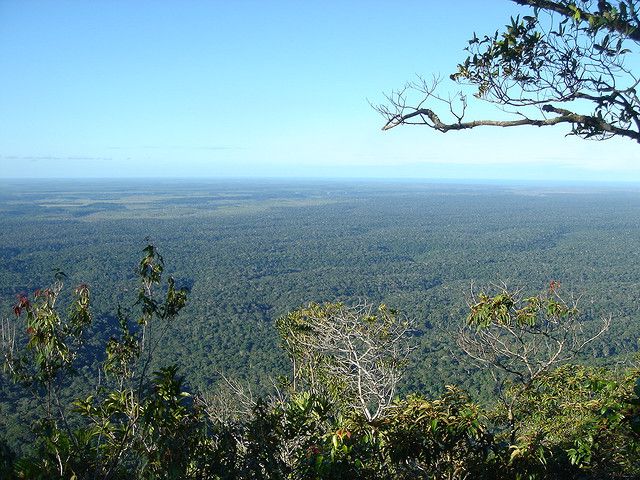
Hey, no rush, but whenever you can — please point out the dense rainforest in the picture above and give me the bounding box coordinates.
[1,179,639,478]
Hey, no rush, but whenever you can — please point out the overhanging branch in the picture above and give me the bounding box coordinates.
[381,105,640,142]
[512,0,640,42]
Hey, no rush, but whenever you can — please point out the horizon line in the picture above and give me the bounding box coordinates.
[2,176,640,187]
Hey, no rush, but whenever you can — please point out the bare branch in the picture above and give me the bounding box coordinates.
[377,1,640,143]
[276,302,415,422]
[202,373,256,424]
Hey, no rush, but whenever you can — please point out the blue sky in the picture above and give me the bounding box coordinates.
[0,0,638,181]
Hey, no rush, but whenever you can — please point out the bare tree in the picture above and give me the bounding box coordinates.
[276,302,415,422]
[201,373,257,425]
[457,282,610,443]
[376,0,640,143]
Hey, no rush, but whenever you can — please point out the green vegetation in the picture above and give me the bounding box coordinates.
[2,180,639,397]
[2,179,640,477]
[0,242,639,478]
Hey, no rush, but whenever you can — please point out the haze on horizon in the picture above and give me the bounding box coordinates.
[0,1,638,182]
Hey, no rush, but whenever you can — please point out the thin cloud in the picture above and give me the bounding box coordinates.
[0,155,112,161]
[106,145,241,151]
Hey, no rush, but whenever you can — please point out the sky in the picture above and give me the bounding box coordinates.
[0,0,638,181]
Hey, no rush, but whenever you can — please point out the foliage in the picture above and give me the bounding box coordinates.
[502,364,640,478]
[379,387,495,479]
[1,244,195,479]
[2,273,91,413]
[459,284,610,445]
[277,302,414,421]
[197,386,495,480]
[461,283,610,386]
[377,0,640,142]
[3,180,640,401]
[2,186,640,477]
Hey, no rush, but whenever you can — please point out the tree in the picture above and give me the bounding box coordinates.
[376,0,640,142]
[3,246,640,478]
[1,244,196,479]
[457,283,611,444]
[505,364,640,477]
[276,302,415,422]
[0,272,92,472]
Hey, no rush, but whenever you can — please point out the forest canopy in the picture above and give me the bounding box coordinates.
[0,245,639,479]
